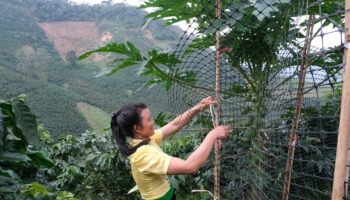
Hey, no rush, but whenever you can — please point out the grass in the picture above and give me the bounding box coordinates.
[77,102,110,132]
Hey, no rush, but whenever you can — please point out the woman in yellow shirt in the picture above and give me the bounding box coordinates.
[110,96,231,200]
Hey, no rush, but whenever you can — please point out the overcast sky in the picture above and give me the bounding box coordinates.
[71,0,144,6]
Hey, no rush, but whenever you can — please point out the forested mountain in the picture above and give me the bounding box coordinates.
[0,0,182,137]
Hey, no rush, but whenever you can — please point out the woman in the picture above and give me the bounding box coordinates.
[110,96,231,200]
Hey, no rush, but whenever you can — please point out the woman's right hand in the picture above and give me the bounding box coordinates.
[167,125,231,175]
[209,125,231,140]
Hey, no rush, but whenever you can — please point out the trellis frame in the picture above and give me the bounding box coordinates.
[282,14,315,200]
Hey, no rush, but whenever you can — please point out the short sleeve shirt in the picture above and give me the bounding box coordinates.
[129,129,172,199]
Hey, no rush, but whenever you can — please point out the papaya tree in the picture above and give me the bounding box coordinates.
[79,0,343,199]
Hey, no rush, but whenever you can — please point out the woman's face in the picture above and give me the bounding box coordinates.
[136,108,155,137]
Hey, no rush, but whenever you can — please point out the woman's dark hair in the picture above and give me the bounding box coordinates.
[110,102,149,156]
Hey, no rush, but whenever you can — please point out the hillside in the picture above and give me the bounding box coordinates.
[77,102,110,132]
[37,21,103,61]
[0,0,182,137]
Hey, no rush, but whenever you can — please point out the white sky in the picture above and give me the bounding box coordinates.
[71,0,144,6]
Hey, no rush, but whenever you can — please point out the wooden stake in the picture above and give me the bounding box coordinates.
[214,0,221,199]
[282,14,315,200]
[332,0,350,198]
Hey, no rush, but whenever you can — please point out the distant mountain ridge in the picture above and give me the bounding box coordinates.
[0,0,182,137]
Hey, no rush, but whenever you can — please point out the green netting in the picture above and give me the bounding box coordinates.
[166,0,345,199]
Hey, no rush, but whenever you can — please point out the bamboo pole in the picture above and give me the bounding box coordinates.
[281,14,315,200]
[332,0,350,198]
[214,0,222,199]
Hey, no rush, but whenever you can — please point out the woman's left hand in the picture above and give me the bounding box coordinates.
[195,96,215,111]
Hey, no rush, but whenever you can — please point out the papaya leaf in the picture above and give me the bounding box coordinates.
[140,0,202,26]
[79,41,181,91]
[106,60,139,76]
[78,43,142,61]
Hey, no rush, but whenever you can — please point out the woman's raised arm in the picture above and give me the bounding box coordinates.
[161,96,214,140]
[166,125,230,175]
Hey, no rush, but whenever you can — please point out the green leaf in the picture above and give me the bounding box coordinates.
[78,42,143,61]
[140,0,201,26]
[12,101,40,147]
[80,41,182,92]
[0,151,31,162]
[27,152,55,168]
[56,191,77,200]
[144,79,162,89]
[0,101,14,119]
[107,60,139,76]
[15,94,27,102]
[0,175,19,184]
[0,110,5,146]
[126,41,143,60]
[0,168,20,182]
[154,112,173,127]
[21,182,49,197]
[2,140,27,152]
[148,50,179,67]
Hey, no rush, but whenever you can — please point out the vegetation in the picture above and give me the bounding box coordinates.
[0,94,210,199]
[76,102,110,132]
[79,0,343,199]
[0,0,181,137]
[0,94,75,199]
[0,0,344,199]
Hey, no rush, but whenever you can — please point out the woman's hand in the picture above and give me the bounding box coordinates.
[195,96,215,111]
[209,125,231,140]
[161,96,215,140]
[167,125,232,175]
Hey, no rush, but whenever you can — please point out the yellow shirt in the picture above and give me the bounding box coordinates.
[129,129,172,200]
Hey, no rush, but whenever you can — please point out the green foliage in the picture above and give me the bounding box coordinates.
[139,0,344,198]
[140,0,202,25]
[154,112,174,127]
[19,182,77,199]
[0,0,181,136]
[32,114,212,200]
[0,94,39,147]
[79,42,200,91]
[77,102,110,132]
[162,134,206,193]
[277,87,341,199]
[0,94,76,199]
[38,128,138,199]
[1,0,344,199]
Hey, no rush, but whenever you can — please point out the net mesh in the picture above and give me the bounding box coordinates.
[166,0,345,199]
